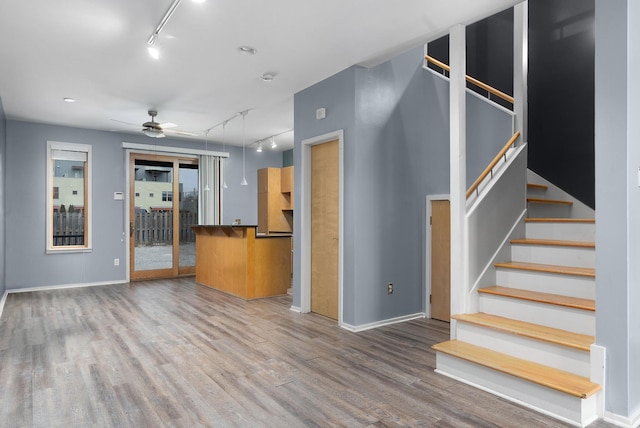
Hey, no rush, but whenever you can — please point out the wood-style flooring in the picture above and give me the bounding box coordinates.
[0,278,616,427]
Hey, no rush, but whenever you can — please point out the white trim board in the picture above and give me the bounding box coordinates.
[5,280,128,295]
[604,410,640,428]
[299,130,344,326]
[341,313,426,333]
[0,291,7,321]
[122,142,229,158]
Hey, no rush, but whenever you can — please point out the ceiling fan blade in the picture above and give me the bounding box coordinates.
[110,118,140,127]
[165,129,199,137]
[159,122,178,129]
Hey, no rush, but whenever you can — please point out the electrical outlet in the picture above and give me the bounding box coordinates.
[387,283,393,294]
[114,258,120,266]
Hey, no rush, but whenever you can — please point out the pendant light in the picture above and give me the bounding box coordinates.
[222,121,228,189]
[240,111,248,186]
[203,131,210,192]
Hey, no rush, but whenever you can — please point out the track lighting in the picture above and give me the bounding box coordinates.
[146,0,201,60]
[270,136,277,149]
[147,44,160,60]
[222,122,228,189]
[240,111,248,186]
[256,141,263,152]
[203,130,210,191]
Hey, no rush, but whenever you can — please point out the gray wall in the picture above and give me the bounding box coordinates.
[294,46,512,327]
[595,0,640,419]
[282,149,293,167]
[0,98,5,296]
[4,120,280,290]
[293,66,357,318]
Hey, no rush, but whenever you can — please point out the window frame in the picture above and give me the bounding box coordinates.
[46,141,93,253]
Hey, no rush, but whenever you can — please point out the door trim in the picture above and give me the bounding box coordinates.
[125,149,199,282]
[300,130,344,326]
[425,194,450,319]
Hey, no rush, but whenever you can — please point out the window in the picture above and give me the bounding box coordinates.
[149,193,154,197]
[47,141,92,252]
[135,192,140,197]
[162,191,173,202]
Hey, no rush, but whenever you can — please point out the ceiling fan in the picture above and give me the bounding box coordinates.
[112,110,199,139]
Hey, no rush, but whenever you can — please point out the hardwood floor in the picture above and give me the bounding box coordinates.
[0,278,616,427]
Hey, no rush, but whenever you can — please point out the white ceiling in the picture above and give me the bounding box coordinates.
[0,0,520,151]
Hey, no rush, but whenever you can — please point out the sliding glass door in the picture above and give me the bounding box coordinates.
[129,153,198,280]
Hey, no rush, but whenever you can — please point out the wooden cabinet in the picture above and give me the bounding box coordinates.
[258,167,293,235]
[192,225,291,299]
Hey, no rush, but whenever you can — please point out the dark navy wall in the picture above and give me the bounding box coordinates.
[427,7,514,110]
[4,120,280,290]
[429,2,596,208]
[529,0,595,208]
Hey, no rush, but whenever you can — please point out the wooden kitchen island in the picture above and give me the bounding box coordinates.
[192,225,291,299]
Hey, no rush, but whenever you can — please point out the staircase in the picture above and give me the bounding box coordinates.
[433,182,600,427]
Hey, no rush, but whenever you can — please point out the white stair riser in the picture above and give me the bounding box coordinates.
[478,294,595,336]
[495,269,595,300]
[435,353,599,427]
[527,203,572,219]
[526,223,595,241]
[511,245,595,269]
[526,187,548,197]
[456,323,591,377]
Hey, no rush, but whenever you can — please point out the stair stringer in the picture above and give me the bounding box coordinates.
[465,143,528,314]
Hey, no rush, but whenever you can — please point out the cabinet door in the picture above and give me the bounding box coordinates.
[281,166,293,193]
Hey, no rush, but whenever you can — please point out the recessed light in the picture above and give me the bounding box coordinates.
[238,46,257,55]
[192,0,206,3]
[63,98,76,103]
[260,73,275,82]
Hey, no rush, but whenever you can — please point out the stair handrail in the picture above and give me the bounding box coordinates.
[425,55,515,105]
[466,131,521,198]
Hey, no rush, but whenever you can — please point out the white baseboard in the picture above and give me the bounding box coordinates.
[604,409,640,428]
[6,279,128,295]
[289,305,302,313]
[0,290,7,321]
[340,312,426,332]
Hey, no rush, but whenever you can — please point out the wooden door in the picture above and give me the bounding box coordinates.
[311,140,339,320]
[430,200,451,321]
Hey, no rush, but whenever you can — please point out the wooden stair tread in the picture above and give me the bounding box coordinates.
[478,286,595,311]
[432,340,601,398]
[510,238,595,249]
[527,197,573,205]
[495,261,595,278]
[527,183,548,190]
[526,218,595,223]
[452,313,593,351]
